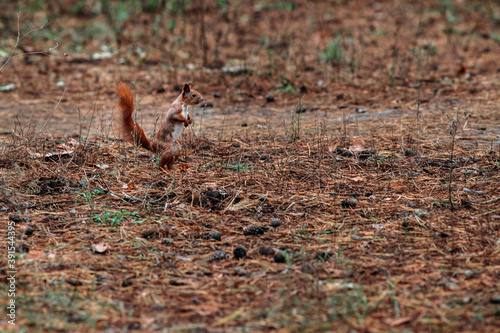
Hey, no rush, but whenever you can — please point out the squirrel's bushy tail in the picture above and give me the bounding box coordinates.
[115,82,153,151]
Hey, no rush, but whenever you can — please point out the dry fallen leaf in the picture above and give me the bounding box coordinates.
[385,316,412,327]
[214,307,246,326]
[122,180,136,189]
[324,281,355,291]
[91,243,109,254]
[348,176,366,182]
[350,144,365,152]
[95,164,109,169]
[328,144,338,152]
[45,151,75,159]
[26,250,44,261]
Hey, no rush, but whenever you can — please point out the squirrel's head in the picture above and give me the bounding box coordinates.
[182,82,204,105]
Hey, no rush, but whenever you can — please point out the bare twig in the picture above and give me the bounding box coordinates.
[0,12,64,72]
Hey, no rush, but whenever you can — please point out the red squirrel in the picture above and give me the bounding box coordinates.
[115,82,204,170]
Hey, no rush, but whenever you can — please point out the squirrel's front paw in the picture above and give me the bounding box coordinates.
[187,114,193,124]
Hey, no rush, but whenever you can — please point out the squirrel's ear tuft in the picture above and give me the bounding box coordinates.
[183,83,191,95]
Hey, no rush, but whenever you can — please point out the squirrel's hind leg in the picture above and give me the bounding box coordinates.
[157,143,182,171]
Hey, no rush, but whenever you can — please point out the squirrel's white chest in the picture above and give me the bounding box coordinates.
[172,105,189,143]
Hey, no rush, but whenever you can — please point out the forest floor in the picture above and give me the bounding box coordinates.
[0,1,499,332]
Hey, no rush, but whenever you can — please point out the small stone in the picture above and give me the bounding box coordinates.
[140,229,156,239]
[256,194,267,201]
[0,83,15,92]
[406,201,416,208]
[69,208,77,214]
[294,105,307,114]
[258,246,275,255]
[341,199,357,208]
[301,262,316,275]
[204,231,221,241]
[161,238,174,245]
[128,323,140,330]
[233,245,247,259]
[234,266,247,276]
[232,142,241,148]
[490,295,500,304]
[150,305,166,311]
[9,214,23,222]
[79,179,89,187]
[9,214,31,223]
[200,101,214,108]
[437,232,450,238]
[259,154,269,161]
[66,279,82,287]
[404,148,417,157]
[16,244,30,253]
[446,282,459,289]
[315,251,333,261]
[169,279,186,286]
[244,225,269,236]
[274,251,286,263]
[23,226,35,236]
[270,218,281,228]
[210,250,230,261]
[122,280,133,287]
[355,107,366,113]
[68,314,82,323]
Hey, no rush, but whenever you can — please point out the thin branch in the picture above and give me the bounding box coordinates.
[0,12,52,71]
[34,79,72,141]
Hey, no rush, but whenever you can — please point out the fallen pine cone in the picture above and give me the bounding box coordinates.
[243,225,269,236]
[233,245,247,259]
[274,251,286,263]
[210,250,230,261]
[203,231,221,241]
[341,199,357,208]
[259,246,275,255]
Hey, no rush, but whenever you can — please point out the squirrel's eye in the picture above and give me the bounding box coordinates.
[191,93,196,98]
